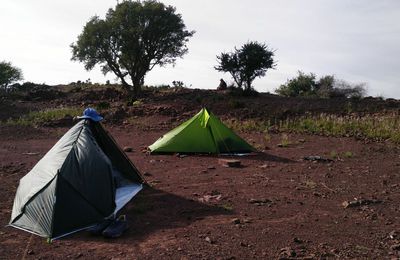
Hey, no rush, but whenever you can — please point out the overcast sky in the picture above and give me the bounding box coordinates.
[1,0,399,98]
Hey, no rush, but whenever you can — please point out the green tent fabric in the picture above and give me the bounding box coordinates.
[149,108,256,154]
[9,119,145,240]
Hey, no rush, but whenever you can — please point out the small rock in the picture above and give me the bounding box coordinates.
[143,172,152,176]
[249,198,272,206]
[303,156,333,163]
[219,159,241,168]
[293,237,303,244]
[231,218,241,224]
[389,230,399,240]
[27,250,34,255]
[205,237,214,244]
[123,146,133,152]
[199,194,222,203]
[342,198,382,208]
[279,247,296,258]
[207,166,216,170]
[176,153,188,158]
[313,192,322,197]
[243,218,252,224]
[22,152,40,156]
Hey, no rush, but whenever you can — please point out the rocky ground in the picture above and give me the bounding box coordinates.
[0,86,400,259]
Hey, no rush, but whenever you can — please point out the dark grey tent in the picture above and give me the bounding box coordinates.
[9,119,145,240]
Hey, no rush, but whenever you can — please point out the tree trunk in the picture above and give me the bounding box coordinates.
[131,76,144,97]
[133,83,141,97]
[245,79,252,91]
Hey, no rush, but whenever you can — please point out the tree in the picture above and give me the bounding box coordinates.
[71,0,194,96]
[215,41,275,91]
[0,61,23,91]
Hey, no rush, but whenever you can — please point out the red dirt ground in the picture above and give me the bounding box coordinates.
[1,116,400,259]
[1,88,400,259]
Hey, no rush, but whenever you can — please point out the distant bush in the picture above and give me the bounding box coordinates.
[275,71,366,99]
[172,80,184,88]
[275,71,317,97]
[142,84,171,91]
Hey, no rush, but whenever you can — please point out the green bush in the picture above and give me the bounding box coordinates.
[276,71,366,98]
[275,71,317,97]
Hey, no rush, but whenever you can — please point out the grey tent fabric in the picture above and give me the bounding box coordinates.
[9,119,144,239]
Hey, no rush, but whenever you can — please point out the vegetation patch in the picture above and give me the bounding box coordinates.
[225,118,269,133]
[279,113,400,143]
[3,107,81,127]
[219,203,234,211]
[277,133,291,147]
[226,113,400,144]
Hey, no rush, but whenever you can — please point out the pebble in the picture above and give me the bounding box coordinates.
[123,146,133,152]
[205,236,214,244]
[231,218,240,224]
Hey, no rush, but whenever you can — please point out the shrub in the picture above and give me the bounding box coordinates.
[276,71,366,99]
[275,71,317,97]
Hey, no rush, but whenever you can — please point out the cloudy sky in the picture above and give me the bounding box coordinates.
[1,0,399,98]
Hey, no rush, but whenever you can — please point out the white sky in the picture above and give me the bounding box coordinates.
[1,0,400,98]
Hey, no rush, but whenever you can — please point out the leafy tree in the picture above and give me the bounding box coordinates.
[215,41,275,91]
[0,61,23,91]
[71,0,194,96]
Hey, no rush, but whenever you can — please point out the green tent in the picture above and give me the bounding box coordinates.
[9,119,145,240]
[149,108,256,154]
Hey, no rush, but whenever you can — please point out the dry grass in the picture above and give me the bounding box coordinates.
[226,113,400,144]
[3,107,81,127]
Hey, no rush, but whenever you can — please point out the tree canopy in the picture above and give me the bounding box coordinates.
[215,41,275,91]
[71,0,194,96]
[0,61,23,91]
